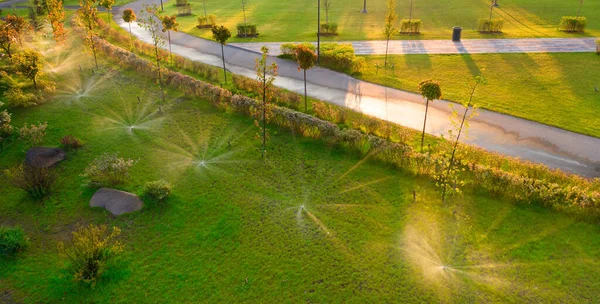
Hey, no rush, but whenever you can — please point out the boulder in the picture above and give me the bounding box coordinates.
[25,147,65,168]
[90,188,143,215]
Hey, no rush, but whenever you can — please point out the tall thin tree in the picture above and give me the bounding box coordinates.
[78,0,100,69]
[577,0,584,18]
[211,25,231,83]
[99,0,114,23]
[383,0,397,67]
[255,46,278,159]
[295,45,317,112]
[139,4,166,105]
[122,8,136,48]
[161,15,178,64]
[418,79,442,153]
[47,0,66,44]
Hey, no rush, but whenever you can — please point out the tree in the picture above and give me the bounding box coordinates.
[241,0,248,37]
[211,25,231,83]
[255,46,277,158]
[409,0,414,21]
[440,76,485,201]
[323,0,331,24]
[202,0,208,19]
[5,15,27,47]
[28,6,43,32]
[47,0,66,44]
[418,79,442,152]
[139,4,166,104]
[14,50,44,88]
[122,8,136,47]
[383,0,397,67]
[577,0,584,18]
[488,0,495,21]
[78,0,100,69]
[295,45,317,112]
[161,15,178,64]
[99,0,115,23]
[0,17,17,58]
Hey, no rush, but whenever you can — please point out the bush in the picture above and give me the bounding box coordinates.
[177,4,192,16]
[597,38,600,54]
[82,153,135,187]
[19,122,47,147]
[477,18,504,33]
[175,0,188,6]
[400,19,421,34]
[197,14,216,28]
[280,43,315,60]
[236,23,258,37]
[4,164,57,198]
[60,135,83,150]
[3,87,37,108]
[0,105,13,142]
[559,16,587,32]
[0,226,29,257]
[58,224,124,286]
[320,22,339,36]
[143,180,172,201]
[319,43,365,73]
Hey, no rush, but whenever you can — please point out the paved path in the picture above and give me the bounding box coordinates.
[111,1,600,178]
[231,38,598,56]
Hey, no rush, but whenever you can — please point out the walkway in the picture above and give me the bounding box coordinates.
[106,2,599,178]
[231,38,598,56]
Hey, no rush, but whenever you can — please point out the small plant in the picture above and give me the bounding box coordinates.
[19,122,47,147]
[0,102,13,142]
[236,23,258,37]
[0,226,29,257]
[196,14,216,28]
[177,3,192,16]
[58,224,124,286]
[319,22,339,36]
[82,153,135,187]
[559,16,587,32]
[60,135,83,150]
[4,164,57,198]
[477,18,504,33]
[175,0,188,6]
[3,88,37,108]
[400,19,421,34]
[143,180,172,201]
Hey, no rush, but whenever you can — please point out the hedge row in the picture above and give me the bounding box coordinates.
[74,18,600,219]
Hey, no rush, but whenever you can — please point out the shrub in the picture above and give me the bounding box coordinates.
[280,43,315,60]
[60,135,83,149]
[19,122,47,147]
[4,164,57,198]
[477,18,504,33]
[175,0,188,6]
[3,87,37,108]
[400,19,421,34]
[177,4,192,16]
[236,23,258,37]
[143,180,172,201]
[197,14,216,28]
[0,105,13,142]
[319,43,365,73]
[595,38,599,54]
[559,16,587,32]
[82,153,135,187]
[0,226,29,257]
[58,224,124,286]
[313,101,347,124]
[320,22,338,36]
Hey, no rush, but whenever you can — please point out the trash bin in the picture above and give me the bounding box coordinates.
[452,27,462,42]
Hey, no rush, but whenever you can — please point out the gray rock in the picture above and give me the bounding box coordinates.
[90,188,143,215]
[25,147,66,168]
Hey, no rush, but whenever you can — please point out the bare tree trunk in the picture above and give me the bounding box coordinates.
[577,0,583,18]
[420,99,429,153]
[304,69,307,111]
[221,43,227,83]
[262,68,266,158]
[384,38,390,67]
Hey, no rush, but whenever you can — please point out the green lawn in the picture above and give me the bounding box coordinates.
[1,36,600,302]
[352,53,600,138]
[159,0,600,42]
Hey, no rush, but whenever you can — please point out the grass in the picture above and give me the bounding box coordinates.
[352,53,600,138]
[162,0,600,43]
[1,34,600,303]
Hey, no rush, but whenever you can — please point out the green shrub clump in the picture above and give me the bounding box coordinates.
[197,14,216,28]
[60,135,83,150]
[400,19,421,34]
[236,23,258,37]
[4,164,58,198]
[82,153,135,187]
[559,16,587,32]
[477,18,504,33]
[319,22,339,36]
[144,180,172,201]
[175,0,187,6]
[19,122,47,147]
[0,226,29,257]
[58,224,123,286]
[280,42,316,60]
[0,102,13,142]
[320,43,365,74]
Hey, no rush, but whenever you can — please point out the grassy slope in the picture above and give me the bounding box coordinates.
[161,0,600,42]
[1,38,600,303]
[353,53,600,138]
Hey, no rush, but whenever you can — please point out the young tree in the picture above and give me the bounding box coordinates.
[0,18,17,58]
[255,46,277,158]
[47,0,66,44]
[99,0,115,23]
[295,45,317,112]
[14,50,44,88]
[577,0,584,18]
[78,0,100,69]
[28,6,43,32]
[383,0,397,67]
[203,0,208,19]
[440,76,485,201]
[6,15,27,47]
[241,0,248,37]
[409,0,413,21]
[139,4,166,104]
[211,25,231,83]
[122,8,136,47]
[161,15,178,64]
[488,0,495,21]
[323,0,331,24]
[418,79,442,152]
